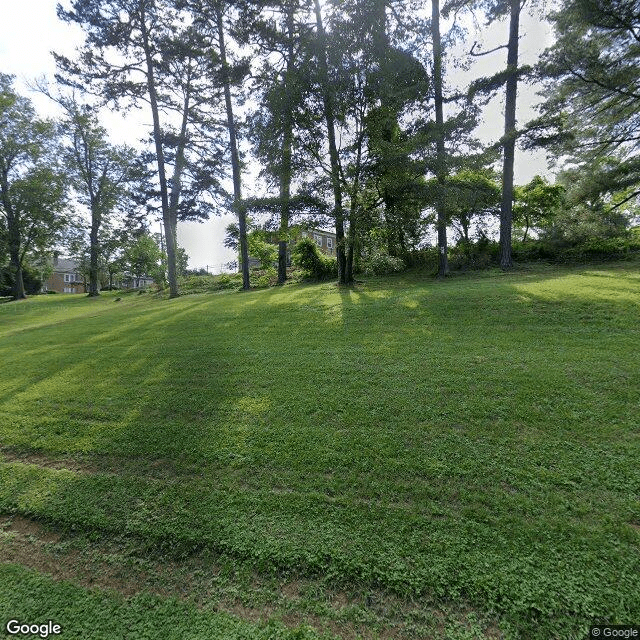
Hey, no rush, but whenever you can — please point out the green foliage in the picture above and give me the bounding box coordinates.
[248,231,277,270]
[424,170,501,244]
[123,234,162,281]
[178,273,240,294]
[534,0,640,201]
[448,238,499,270]
[361,250,406,275]
[250,267,277,288]
[405,247,440,271]
[513,175,566,241]
[291,237,337,280]
[0,75,68,298]
[555,236,640,262]
[543,176,633,244]
[175,246,189,277]
[0,264,43,296]
[511,236,640,263]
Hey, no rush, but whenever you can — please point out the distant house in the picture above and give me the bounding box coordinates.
[301,228,336,258]
[43,256,153,293]
[123,275,155,289]
[244,228,338,270]
[43,257,87,294]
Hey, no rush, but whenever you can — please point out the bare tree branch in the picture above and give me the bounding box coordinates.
[470,41,508,57]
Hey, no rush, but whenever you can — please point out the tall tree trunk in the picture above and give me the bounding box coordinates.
[313,0,347,284]
[9,235,26,300]
[88,204,100,296]
[167,68,192,291]
[139,4,179,297]
[216,3,249,290]
[462,215,470,245]
[345,130,364,284]
[500,0,520,270]
[278,2,295,285]
[1,181,26,300]
[431,0,448,277]
[346,201,357,282]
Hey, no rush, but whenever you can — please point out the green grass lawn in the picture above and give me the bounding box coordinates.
[1,263,639,639]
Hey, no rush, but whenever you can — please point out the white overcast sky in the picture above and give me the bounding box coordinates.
[0,1,553,270]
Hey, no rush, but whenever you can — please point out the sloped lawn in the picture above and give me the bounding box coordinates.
[1,263,639,639]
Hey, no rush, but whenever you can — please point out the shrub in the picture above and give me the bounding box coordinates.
[178,273,241,294]
[561,236,640,262]
[361,250,406,275]
[291,238,337,280]
[511,239,560,262]
[448,238,499,270]
[250,267,277,288]
[510,236,640,264]
[405,247,439,271]
[247,233,278,269]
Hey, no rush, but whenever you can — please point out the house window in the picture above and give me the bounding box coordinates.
[313,233,322,247]
[63,287,75,293]
[326,238,333,249]
[64,273,72,282]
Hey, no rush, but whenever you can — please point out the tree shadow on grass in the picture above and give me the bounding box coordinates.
[2,267,640,638]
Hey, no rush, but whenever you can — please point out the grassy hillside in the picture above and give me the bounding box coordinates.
[1,263,639,639]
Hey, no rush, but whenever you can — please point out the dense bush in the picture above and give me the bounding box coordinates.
[511,239,560,262]
[247,233,277,270]
[561,236,640,261]
[441,235,640,270]
[249,267,277,288]
[448,238,499,270]
[178,273,241,294]
[405,247,440,271]
[512,235,640,263]
[361,250,406,275]
[291,237,337,280]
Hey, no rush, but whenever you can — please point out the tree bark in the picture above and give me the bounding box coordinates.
[345,128,364,284]
[216,3,250,290]
[88,204,100,296]
[278,2,295,285]
[139,2,179,297]
[166,67,193,291]
[1,173,26,300]
[431,0,448,278]
[499,0,521,270]
[8,223,26,300]
[313,0,347,284]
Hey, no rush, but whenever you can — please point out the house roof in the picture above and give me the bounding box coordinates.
[307,228,336,238]
[53,258,79,272]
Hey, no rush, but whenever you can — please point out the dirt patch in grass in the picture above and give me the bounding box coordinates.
[1,515,61,543]
[0,514,503,640]
[0,449,99,474]
[0,446,206,481]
